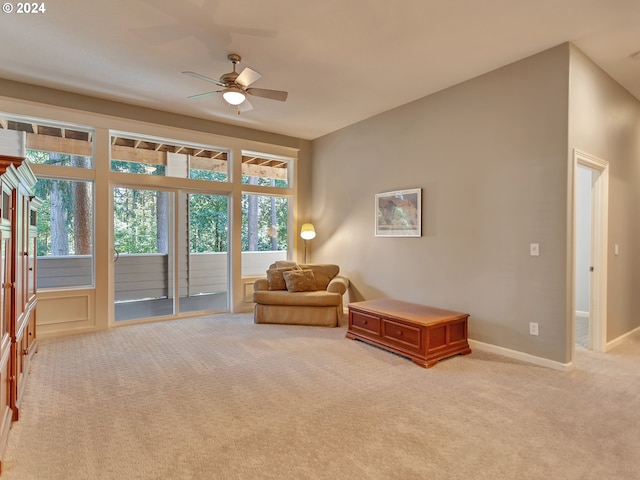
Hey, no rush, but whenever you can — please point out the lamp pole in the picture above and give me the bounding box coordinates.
[300,223,316,264]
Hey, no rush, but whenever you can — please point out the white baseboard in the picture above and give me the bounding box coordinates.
[468,339,574,372]
[606,325,640,351]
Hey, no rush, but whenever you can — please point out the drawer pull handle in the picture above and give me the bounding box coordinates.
[363,320,367,325]
[398,331,403,336]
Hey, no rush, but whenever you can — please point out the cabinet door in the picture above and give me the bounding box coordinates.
[0,228,10,347]
[27,225,37,304]
[0,228,13,458]
[19,194,29,312]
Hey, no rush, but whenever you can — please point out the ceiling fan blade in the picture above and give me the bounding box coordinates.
[236,67,262,87]
[246,88,288,102]
[182,71,224,87]
[187,91,221,100]
[238,98,254,113]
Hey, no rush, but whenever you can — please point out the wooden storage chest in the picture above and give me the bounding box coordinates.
[347,299,471,368]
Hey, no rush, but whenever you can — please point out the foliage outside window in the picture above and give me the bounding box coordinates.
[113,190,230,255]
[241,176,288,188]
[28,150,93,168]
[189,194,228,253]
[189,168,227,182]
[34,177,94,289]
[242,194,288,252]
[35,178,93,256]
[112,160,166,176]
[113,187,168,254]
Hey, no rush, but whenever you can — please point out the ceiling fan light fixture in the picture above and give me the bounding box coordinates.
[222,87,246,105]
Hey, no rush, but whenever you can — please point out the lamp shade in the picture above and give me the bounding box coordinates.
[222,87,246,105]
[300,223,316,240]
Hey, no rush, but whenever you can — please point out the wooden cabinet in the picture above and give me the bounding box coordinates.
[0,156,39,473]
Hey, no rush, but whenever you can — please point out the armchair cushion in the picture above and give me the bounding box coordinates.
[275,260,300,269]
[253,290,341,307]
[283,269,318,292]
[267,267,296,291]
[298,264,339,290]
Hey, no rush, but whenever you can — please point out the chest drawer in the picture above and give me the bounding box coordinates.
[350,310,381,336]
[382,319,422,351]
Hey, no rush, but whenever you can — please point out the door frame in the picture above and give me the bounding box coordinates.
[572,149,608,353]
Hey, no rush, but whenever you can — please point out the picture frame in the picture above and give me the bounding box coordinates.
[375,188,422,237]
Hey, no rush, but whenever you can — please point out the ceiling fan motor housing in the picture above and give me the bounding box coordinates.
[220,72,239,85]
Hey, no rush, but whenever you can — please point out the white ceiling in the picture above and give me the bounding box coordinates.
[1,0,640,140]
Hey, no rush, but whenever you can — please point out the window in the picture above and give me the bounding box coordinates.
[0,115,98,290]
[241,152,290,188]
[241,193,288,275]
[2,112,298,324]
[35,178,94,288]
[2,119,94,168]
[111,134,229,182]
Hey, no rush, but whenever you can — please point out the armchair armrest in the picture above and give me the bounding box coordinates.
[254,278,269,292]
[326,275,349,295]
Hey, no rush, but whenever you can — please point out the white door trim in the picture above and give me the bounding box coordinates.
[572,149,608,353]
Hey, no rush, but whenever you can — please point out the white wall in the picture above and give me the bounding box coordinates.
[311,45,571,363]
[575,166,591,313]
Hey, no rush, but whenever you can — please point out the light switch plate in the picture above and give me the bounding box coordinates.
[529,322,539,336]
[530,243,540,256]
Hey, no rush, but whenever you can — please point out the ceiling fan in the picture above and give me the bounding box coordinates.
[183,53,288,114]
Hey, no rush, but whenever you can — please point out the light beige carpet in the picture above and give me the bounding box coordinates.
[2,313,639,480]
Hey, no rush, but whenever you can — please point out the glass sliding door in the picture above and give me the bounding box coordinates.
[113,186,174,321]
[178,192,228,313]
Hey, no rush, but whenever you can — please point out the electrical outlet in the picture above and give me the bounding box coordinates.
[530,243,540,256]
[529,322,539,336]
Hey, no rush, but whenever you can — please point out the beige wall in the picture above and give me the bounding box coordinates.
[568,46,640,341]
[311,44,573,363]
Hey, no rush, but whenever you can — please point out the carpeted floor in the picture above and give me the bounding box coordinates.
[2,313,639,480]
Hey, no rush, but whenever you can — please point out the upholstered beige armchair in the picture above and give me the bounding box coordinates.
[253,263,349,327]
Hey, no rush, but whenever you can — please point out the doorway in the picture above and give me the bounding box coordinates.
[112,186,229,322]
[113,186,175,321]
[573,150,609,353]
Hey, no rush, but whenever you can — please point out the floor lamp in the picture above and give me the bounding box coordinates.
[300,223,316,263]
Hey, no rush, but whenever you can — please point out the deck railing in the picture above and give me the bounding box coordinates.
[38,250,286,301]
